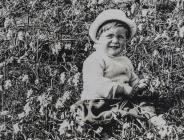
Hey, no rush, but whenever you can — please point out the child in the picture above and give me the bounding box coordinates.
[82,9,147,100]
[72,9,154,127]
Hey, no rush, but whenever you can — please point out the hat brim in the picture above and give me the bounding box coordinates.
[89,9,137,43]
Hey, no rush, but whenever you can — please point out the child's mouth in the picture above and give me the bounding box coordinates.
[109,46,120,49]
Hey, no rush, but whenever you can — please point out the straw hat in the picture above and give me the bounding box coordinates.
[89,9,137,42]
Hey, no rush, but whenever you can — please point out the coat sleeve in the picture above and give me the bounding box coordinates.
[129,63,139,87]
[81,55,117,100]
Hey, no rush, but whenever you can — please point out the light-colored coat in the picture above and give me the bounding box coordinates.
[81,51,139,100]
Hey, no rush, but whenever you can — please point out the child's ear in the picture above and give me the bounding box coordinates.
[93,43,99,49]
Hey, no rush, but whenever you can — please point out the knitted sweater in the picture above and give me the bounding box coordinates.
[81,51,139,100]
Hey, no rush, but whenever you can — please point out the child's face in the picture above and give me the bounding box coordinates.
[97,26,127,57]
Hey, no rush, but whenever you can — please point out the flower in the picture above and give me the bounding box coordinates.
[58,120,70,135]
[150,115,166,127]
[146,132,154,139]
[59,72,66,84]
[23,102,31,116]
[4,79,12,90]
[17,31,25,41]
[22,74,29,82]
[0,110,9,116]
[13,123,22,134]
[18,112,25,119]
[72,72,80,86]
[0,123,6,132]
[26,89,33,98]
[0,75,3,79]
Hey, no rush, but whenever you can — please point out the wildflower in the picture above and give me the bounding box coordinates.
[65,43,71,50]
[0,123,6,132]
[55,97,63,109]
[17,31,24,41]
[37,93,52,107]
[175,47,180,52]
[18,112,25,119]
[4,79,12,90]
[95,126,103,134]
[22,74,29,82]
[51,42,62,55]
[84,43,90,52]
[39,105,44,116]
[13,123,22,134]
[152,77,160,88]
[179,26,184,38]
[23,102,31,116]
[38,33,47,40]
[73,72,80,86]
[0,110,9,116]
[146,132,154,139]
[150,114,166,127]
[60,72,66,84]
[0,85,3,92]
[152,49,160,58]
[76,125,83,133]
[26,89,33,98]
[58,120,70,135]
[0,75,3,79]
[6,29,13,40]
[35,79,39,84]
[123,122,130,129]
[158,126,168,139]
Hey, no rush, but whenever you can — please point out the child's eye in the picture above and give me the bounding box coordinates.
[106,34,114,38]
[118,35,125,39]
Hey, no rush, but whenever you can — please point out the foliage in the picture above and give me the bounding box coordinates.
[0,0,184,139]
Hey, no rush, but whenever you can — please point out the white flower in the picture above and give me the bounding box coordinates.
[37,93,52,107]
[55,97,63,109]
[18,112,26,119]
[22,74,29,82]
[0,123,6,132]
[95,127,103,134]
[73,72,80,86]
[17,31,24,41]
[26,89,33,98]
[23,102,31,116]
[4,80,12,90]
[39,106,44,116]
[158,126,168,139]
[13,123,22,134]
[146,132,154,139]
[51,42,62,55]
[123,122,130,129]
[0,110,9,116]
[175,47,180,52]
[58,120,69,135]
[150,115,166,127]
[35,79,39,84]
[0,85,3,92]
[65,43,71,50]
[152,49,160,57]
[0,75,3,79]
[179,26,184,38]
[59,72,66,84]
[6,29,13,40]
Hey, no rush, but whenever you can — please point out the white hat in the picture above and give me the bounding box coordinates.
[89,9,137,43]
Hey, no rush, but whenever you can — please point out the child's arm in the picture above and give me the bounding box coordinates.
[81,55,116,99]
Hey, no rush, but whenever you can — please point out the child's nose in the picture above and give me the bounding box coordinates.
[112,36,118,43]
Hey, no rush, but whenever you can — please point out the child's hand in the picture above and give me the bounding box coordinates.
[123,84,133,96]
[137,76,151,90]
[115,84,133,98]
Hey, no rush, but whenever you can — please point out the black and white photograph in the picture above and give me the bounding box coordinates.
[0,0,184,139]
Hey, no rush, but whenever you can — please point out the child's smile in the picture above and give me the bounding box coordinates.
[97,27,127,57]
